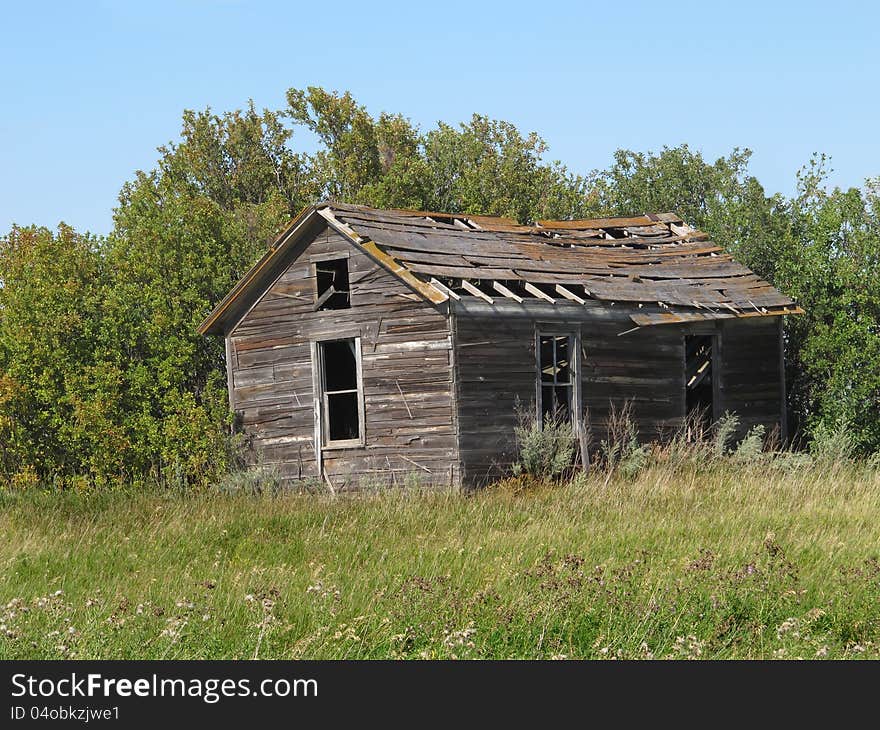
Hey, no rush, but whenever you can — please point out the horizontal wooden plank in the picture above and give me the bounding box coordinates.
[536,214,665,229]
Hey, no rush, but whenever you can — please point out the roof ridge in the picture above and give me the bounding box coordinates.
[323,202,697,233]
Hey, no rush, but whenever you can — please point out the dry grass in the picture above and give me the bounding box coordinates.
[1,458,879,659]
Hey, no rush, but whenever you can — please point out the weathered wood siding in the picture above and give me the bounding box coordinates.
[452,315,534,488]
[228,224,458,489]
[453,312,686,487]
[581,321,685,444]
[717,317,784,441]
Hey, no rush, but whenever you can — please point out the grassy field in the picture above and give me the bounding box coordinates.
[2,460,880,660]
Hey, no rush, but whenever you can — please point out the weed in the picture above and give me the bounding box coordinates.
[511,408,576,481]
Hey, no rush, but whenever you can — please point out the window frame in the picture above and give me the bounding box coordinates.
[311,252,352,311]
[311,335,366,450]
[535,329,582,432]
[683,329,722,424]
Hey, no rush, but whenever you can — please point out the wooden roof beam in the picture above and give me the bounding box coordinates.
[554,284,587,305]
[536,214,658,230]
[313,285,337,311]
[461,279,494,304]
[669,222,696,238]
[429,277,461,301]
[317,207,364,242]
[523,282,555,303]
[358,240,449,305]
[492,280,524,303]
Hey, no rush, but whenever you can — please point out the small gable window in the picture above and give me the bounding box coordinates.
[315,258,350,310]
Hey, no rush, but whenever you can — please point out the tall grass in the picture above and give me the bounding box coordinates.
[1,447,879,659]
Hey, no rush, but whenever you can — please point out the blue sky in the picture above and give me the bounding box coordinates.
[1,0,878,235]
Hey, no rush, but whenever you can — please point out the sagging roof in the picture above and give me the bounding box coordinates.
[199,202,801,335]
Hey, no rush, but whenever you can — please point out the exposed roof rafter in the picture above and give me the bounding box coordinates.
[461,280,494,304]
[492,281,523,303]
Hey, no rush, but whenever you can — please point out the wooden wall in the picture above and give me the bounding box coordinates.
[581,321,686,444]
[228,224,458,489]
[453,312,785,487]
[452,315,535,487]
[717,317,785,441]
[453,312,687,487]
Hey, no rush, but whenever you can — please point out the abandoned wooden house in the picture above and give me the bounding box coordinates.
[198,202,802,489]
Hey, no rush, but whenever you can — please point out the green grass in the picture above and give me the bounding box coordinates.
[2,461,880,659]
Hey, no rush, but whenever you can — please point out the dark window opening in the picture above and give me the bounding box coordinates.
[319,338,361,444]
[539,334,574,424]
[315,258,350,310]
[327,392,359,441]
[685,334,715,431]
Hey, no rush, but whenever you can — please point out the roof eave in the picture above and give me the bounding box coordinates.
[197,203,330,336]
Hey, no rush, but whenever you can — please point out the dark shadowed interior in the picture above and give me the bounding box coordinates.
[321,339,359,441]
[685,334,714,430]
[316,258,350,310]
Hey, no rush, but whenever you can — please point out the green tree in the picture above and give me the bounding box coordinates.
[778,157,880,450]
[0,225,126,486]
[587,144,794,281]
[285,87,591,221]
[104,103,318,486]
[419,115,590,222]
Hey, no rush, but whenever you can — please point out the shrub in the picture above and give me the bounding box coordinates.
[598,403,647,480]
[216,463,282,496]
[8,465,40,491]
[712,412,740,458]
[733,425,766,465]
[769,450,813,473]
[810,420,857,466]
[617,440,648,481]
[511,409,576,481]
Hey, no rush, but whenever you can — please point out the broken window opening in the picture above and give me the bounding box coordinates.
[319,338,362,445]
[315,258,350,310]
[538,333,575,425]
[685,334,715,433]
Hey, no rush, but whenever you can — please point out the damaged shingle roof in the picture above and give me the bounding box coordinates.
[199,202,801,335]
[323,203,798,311]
